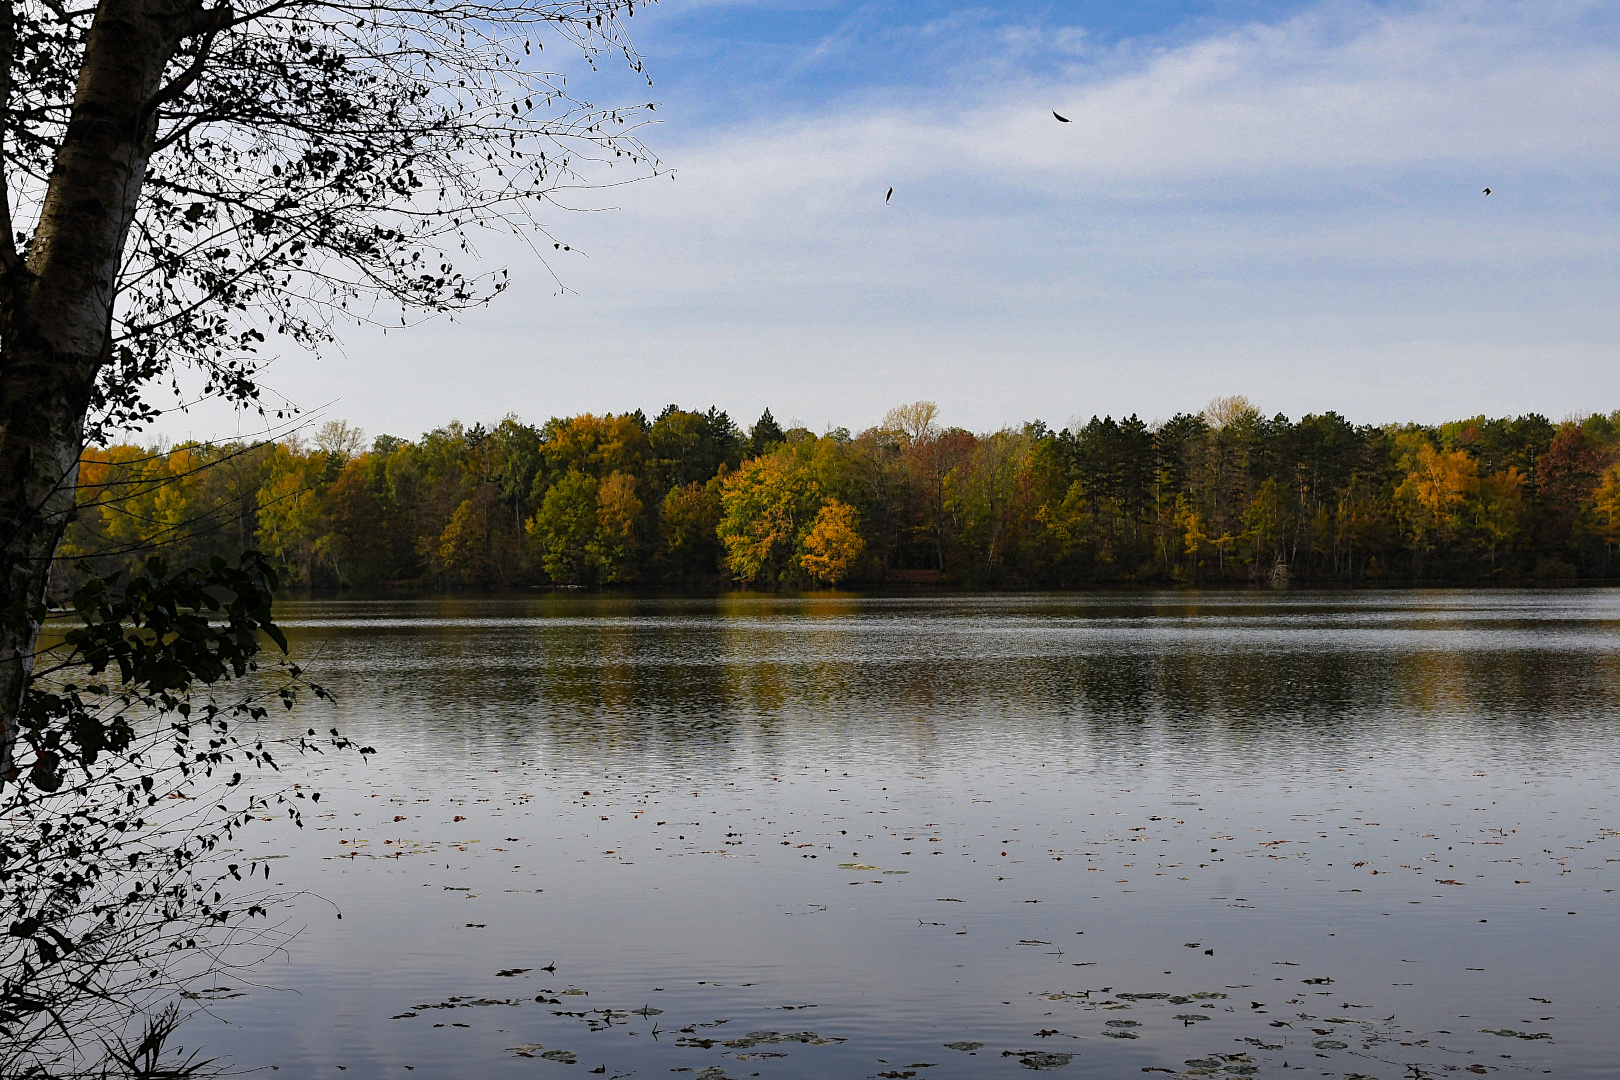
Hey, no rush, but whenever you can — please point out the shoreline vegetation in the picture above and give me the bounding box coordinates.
[62,398,1620,594]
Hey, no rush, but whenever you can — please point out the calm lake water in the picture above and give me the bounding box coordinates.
[198,590,1620,1080]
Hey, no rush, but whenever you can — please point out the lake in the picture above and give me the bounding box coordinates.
[197,590,1620,1080]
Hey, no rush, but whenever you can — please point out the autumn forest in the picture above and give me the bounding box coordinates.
[60,398,1620,593]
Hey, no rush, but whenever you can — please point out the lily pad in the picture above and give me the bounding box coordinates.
[1105,1019,1140,1028]
[1101,1030,1141,1039]
[943,1041,984,1051]
[1311,1040,1348,1050]
[506,1044,546,1057]
[539,1049,578,1063]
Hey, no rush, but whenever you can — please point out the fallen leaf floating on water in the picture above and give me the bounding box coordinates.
[1180,1054,1258,1076]
[720,1030,846,1048]
[1004,1049,1073,1069]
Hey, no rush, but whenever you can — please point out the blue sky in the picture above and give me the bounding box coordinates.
[639,1,1327,111]
[165,0,1620,443]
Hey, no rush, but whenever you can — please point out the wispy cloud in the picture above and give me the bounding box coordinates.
[665,1,1620,194]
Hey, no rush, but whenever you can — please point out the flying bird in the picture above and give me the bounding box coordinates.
[1053,111,1071,123]
[886,187,893,204]
[1483,188,1491,195]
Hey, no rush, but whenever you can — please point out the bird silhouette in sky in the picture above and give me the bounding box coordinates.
[886,187,893,204]
[1483,188,1492,195]
[1053,111,1071,123]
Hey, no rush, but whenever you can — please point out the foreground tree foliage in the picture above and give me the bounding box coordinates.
[63,401,1620,594]
[3,552,366,1078]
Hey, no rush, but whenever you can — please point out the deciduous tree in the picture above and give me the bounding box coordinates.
[799,499,864,586]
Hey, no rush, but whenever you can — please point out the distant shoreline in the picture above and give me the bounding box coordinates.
[272,578,1620,601]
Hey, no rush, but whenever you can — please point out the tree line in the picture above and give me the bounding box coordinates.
[59,397,1620,591]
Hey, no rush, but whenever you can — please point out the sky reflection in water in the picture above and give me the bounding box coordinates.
[203,591,1620,1080]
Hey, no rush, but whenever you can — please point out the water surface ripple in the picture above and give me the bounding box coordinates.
[207,590,1620,1080]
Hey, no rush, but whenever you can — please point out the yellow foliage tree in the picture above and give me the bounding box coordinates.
[590,470,644,583]
[1593,463,1620,561]
[256,443,333,584]
[1174,494,1209,578]
[541,413,649,478]
[799,500,865,586]
[1395,443,1478,558]
[437,491,494,585]
[717,452,821,585]
[1033,480,1093,572]
[1472,467,1526,570]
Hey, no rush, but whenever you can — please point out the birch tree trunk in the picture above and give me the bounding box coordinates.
[0,0,208,788]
